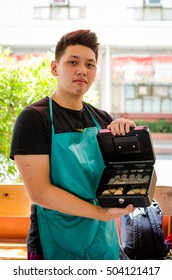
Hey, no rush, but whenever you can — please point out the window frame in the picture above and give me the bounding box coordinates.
[145,0,162,7]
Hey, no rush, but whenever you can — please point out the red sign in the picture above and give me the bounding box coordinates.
[112,56,154,83]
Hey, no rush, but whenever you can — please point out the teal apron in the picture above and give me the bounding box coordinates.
[36,98,119,260]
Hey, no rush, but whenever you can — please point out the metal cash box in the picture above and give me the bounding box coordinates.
[96,126,157,208]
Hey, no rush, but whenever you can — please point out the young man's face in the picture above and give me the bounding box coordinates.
[52,44,97,97]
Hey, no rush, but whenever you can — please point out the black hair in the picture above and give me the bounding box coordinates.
[55,29,99,62]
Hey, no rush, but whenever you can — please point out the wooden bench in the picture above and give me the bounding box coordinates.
[0,184,31,260]
[154,185,172,238]
[0,183,172,259]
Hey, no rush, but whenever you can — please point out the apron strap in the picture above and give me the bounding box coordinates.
[83,103,101,130]
[49,98,101,132]
[49,97,55,134]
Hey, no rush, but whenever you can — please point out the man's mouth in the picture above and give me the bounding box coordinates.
[73,79,87,85]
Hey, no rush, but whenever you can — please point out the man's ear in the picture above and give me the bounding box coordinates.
[51,60,58,76]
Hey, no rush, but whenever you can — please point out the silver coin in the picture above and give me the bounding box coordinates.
[129,174,135,179]
[109,178,115,183]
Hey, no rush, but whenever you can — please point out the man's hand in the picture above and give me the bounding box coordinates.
[107,118,136,135]
[100,204,135,222]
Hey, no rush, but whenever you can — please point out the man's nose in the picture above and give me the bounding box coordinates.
[76,65,88,76]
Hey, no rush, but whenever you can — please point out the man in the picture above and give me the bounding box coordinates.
[10,29,135,260]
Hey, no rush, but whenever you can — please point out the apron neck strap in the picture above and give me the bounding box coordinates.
[49,97,101,130]
[49,97,55,133]
[83,103,101,130]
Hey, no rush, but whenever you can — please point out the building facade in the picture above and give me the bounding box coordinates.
[1,0,172,115]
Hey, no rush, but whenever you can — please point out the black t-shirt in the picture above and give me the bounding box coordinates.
[10,96,113,253]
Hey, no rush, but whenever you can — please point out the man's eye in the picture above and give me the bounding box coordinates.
[68,61,77,65]
[87,64,96,68]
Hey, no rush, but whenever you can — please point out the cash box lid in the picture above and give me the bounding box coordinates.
[97,126,156,166]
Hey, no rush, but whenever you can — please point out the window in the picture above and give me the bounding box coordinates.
[33,0,86,20]
[145,0,161,6]
[126,0,172,21]
[51,0,69,6]
[112,55,172,113]
[124,84,172,113]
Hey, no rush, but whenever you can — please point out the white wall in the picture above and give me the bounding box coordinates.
[1,0,172,48]
[1,0,172,113]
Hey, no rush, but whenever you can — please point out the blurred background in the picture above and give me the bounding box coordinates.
[0,0,172,184]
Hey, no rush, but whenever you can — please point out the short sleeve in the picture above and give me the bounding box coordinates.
[10,107,50,159]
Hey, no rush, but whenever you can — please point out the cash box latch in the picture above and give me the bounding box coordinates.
[113,135,141,155]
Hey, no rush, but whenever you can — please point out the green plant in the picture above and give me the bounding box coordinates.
[135,120,172,133]
[0,47,99,183]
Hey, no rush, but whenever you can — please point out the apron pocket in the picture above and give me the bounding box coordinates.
[38,207,100,259]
